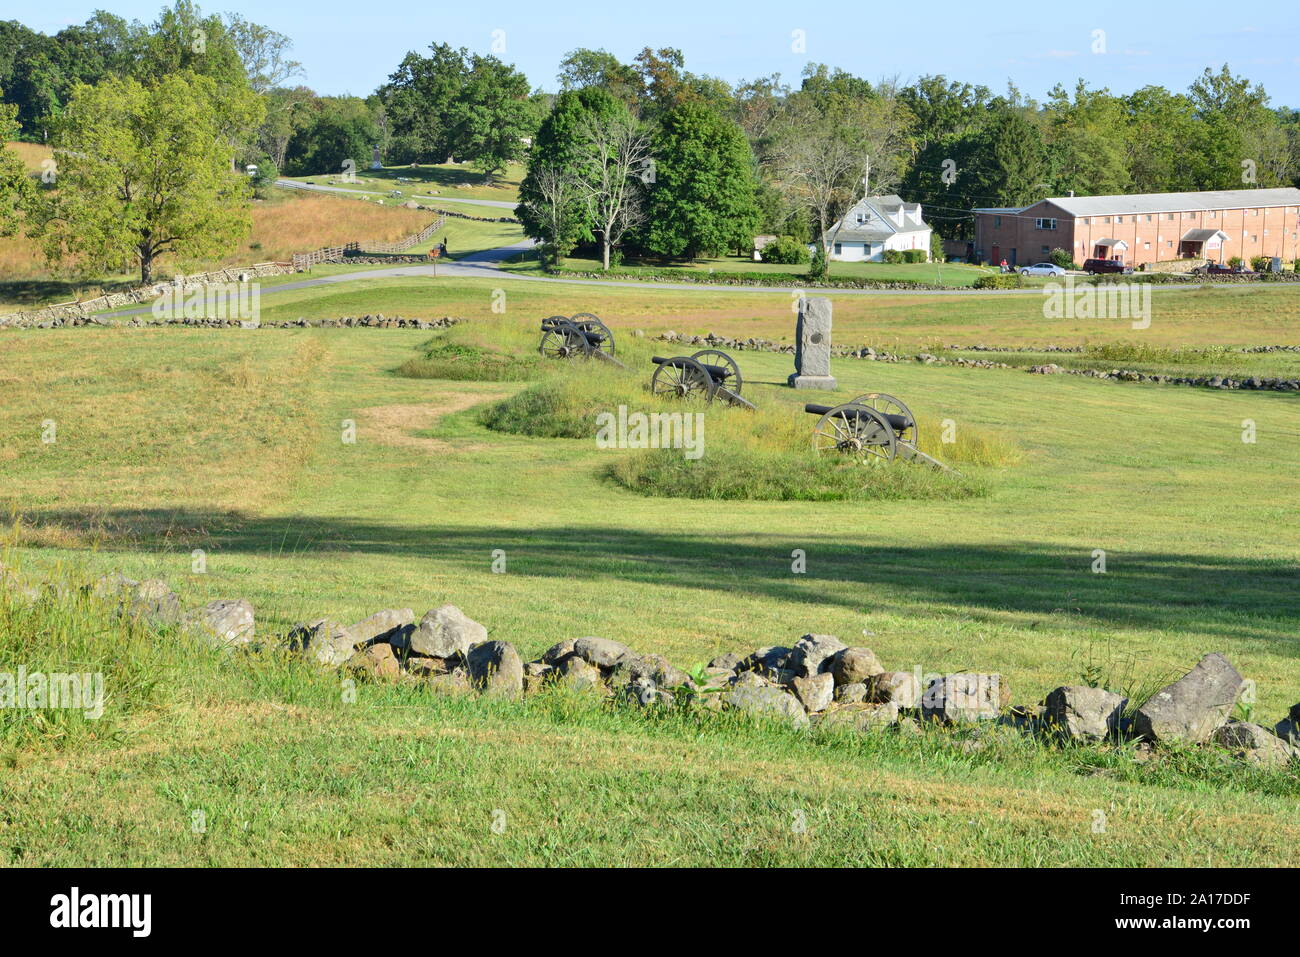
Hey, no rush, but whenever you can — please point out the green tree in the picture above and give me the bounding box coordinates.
[377,43,470,163]
[38,72,254,283]
[448,54,534,181]
[283,96,377,176]
[518,87,627,255]
[0,96,34,235]
[968,107,1050,207]
[641,102,760,260]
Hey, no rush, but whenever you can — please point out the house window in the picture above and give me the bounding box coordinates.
[1251,235,1258,242]
[1080,217,1089,225]
[1166,240,1173,247]
[1144,242,1151,250]
[1144,215,1153,222]
[1166,213,1175,220]
[1034,218,1057,230]
[993,216,1001,227]
[1115,216,1123,223]
[1102,216,1111,223]
[1041,246,1050,257]
[1209,211,1216,219]
[834,243,842,255]
[1251,209,1258,216]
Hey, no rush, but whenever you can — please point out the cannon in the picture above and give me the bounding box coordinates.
[650,350,755,410]
[805,393,951,470]
[538,313,625,367]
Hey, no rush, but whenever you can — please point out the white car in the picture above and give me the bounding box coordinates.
[1019,262,1066,277]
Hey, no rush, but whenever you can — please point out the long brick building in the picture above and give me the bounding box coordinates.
[973,187,1300,269]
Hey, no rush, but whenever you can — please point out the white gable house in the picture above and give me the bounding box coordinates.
[827,195,932,262]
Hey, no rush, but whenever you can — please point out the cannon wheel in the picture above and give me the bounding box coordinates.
[652,357,717,403]
[690,349,742,394]
[850,392,918,446]
[812,404,897,462]
[539,318,589,359]
[570,313,615,356]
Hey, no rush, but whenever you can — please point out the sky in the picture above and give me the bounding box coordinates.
[23,1,1300,106]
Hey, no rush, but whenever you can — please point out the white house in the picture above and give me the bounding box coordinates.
[826,195,933,262]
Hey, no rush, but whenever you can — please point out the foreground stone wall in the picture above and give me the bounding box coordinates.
[6,563,1293,771]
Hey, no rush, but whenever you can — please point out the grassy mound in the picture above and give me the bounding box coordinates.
[482,373,1020,502]
[396,319,546,381]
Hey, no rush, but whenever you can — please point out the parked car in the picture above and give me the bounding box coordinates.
[1019,262,1067,277]
[1192,261,1254,276]
[1082,258,1134,275]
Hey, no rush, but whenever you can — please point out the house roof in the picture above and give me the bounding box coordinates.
[832,194,931,242]
[1039,187,1300,217]
[1181,228,1230,243]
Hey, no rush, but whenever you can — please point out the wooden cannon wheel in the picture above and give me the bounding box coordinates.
[690,349,742,394]
[810,403,898,462]
[651,356,718,403]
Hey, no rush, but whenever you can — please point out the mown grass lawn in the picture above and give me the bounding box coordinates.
[286,160,524,205]
[1,300,1298,865]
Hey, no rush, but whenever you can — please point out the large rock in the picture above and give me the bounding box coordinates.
[347,608,414,649]
[466,640,524,697]
[293,619,363,667]
[614,652,690,689]
[835,682,869,704]
[867,671,921,709]
[553,653,604,692]
[410,604,485,659]
[572,636,632,669]
[740,646,792,674]
[708,652,742,671]
[816,701,900,732]
[1132,653,1244,744]
[540,639,577,664]
[790,672,834,712]
[921,673,1009,724]
[1213,721,1297,766]
[788,634,847,678]
[127,578,182,626]
[187,598,255,648]
[724,684,809,729]
[349,642,401,681]
[830,647,884,686]
[1042,686,1127,742]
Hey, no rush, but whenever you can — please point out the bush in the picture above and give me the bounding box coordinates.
[760,235,809,265]
[883,249,905,264]
[806,244,829,280]
[1048,248,1077,270]
[1250,256,1271,273]
[1228,256,1244,269]
[930,231,946,263]
[973,273,1025,290]
[902,249,927,263]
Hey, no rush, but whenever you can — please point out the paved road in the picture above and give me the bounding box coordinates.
[277,179,517,210]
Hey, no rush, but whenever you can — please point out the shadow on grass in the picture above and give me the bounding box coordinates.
[14,506,1300,650]
[0,278,140,309]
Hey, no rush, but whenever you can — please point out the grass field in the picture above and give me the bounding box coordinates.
[286,160,524,205]
[0,187,440,312]
[2,287,1299,864]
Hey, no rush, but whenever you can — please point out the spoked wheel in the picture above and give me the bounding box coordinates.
[651,357,717,403]
[570,313,614,356]
[690,349,742,394]
[539,319,589,359]
[850,393,918,446]
[812,404,897,463]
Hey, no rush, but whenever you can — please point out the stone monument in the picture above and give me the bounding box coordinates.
[788,296,837,390]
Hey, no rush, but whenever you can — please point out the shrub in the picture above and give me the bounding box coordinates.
[1228,256,1244,269]
[760,235,809,265]
[902,249,927,263]
[930,231,945,263]
[1249,256,1271,273]
[973,273,1024,290]
[806,243,829,280]
[882,249,905,264]
[1048,248,1077,270]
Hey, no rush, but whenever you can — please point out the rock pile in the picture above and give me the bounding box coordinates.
[4,565,1295,769]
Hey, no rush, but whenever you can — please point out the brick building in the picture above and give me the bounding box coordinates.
[973,187,1300,269]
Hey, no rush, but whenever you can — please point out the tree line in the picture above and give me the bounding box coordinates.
[2,4,1298,282]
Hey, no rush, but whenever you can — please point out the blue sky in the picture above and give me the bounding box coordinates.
[25,2,1300,105]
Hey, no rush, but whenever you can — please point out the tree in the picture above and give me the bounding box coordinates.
[967,107,1050,207]
[225,15,302,93]
[38,72,254,284]
[377,43,469,163]
[0,97,34,235]
[557,48,641,105]
[447,54,534,181]
[640,101,760,260]
[520,162,577,269]
[574,111,652,270]
[283,96,377,176]
[517,88,626,255]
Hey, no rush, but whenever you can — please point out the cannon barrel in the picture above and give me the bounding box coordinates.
[804,403,835,416]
